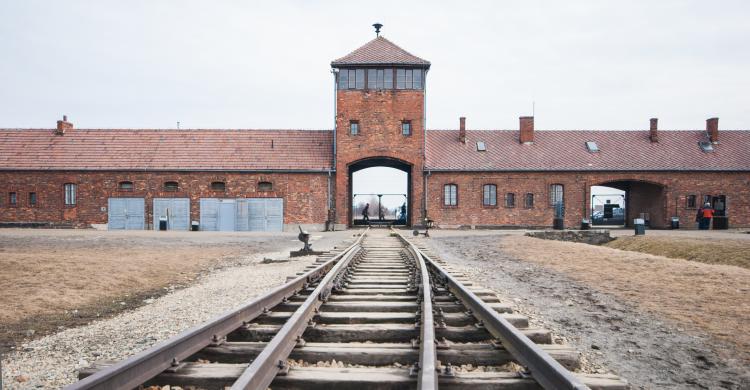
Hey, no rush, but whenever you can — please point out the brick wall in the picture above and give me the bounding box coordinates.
[426,171,750,229]
[334,89,425,226]
[0,171,329,228]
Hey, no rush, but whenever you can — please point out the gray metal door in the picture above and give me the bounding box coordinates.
[247,198,283,232]
[108,198,145,230]
[153,198,190,230]
[235,199,250,231]
[199,198,219,231]
[218,202,236,231]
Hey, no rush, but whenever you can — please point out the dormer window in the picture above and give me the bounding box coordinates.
[476,141,486,151]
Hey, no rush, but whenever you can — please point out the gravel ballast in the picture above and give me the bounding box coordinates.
[1,233,354,389]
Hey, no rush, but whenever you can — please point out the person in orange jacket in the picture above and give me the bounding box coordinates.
[696,202,714,230]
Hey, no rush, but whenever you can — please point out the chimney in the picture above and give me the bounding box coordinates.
[649,118,658,142]
[519,116,534,144]
[459,116,466,143]
[55,115,73,135]
[706,117,719,143]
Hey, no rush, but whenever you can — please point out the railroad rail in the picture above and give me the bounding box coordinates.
[69,228,627,390]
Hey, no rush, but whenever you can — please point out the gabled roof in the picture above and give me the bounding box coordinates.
[0,129,333,171]
[331,36,430,67]
[425,130,750,171]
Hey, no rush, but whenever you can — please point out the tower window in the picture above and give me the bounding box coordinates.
[396,68,423,90]
[350,121,359,135]
[401,121,412,136]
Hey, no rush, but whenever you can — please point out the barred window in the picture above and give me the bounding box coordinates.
[164,181,179,192]
[444,184,457,206]
[258,181,273,191]
[505,193,516,208]
[686,194,696,208]
[483,184,497,206]
[64,183,76,205]
[524,193,534,208]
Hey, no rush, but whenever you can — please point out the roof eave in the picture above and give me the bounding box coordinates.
[331,62,431,68]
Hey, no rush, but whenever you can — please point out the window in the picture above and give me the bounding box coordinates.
[686,194,697,209]
[476,141,486,151]
[211,181,226,191]
[118,181,134,191]
[355,69,365,89]
[444,184,457,206]
[401,121,412,136]
[396,68,423,90]
[64,183,76,205]
[258,181,273,191]
[350,120,359,135]
[9,192,17,206]
[29,192,37,206]
[340,68,365,90]
[524,193,534,208]
[549,184,564,206]
[702,194,711,206]
[585,141,599,152]
[505,193,516,208]
[164,181,179,192]
[384,68,393,89]
[483,184,497,206]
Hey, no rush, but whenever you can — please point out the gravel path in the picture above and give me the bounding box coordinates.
[420,235,749,390]
[1,233,354,389]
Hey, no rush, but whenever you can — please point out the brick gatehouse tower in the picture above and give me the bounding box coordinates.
[331,36,431,227]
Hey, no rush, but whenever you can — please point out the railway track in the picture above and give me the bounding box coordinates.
[69,228,627,390]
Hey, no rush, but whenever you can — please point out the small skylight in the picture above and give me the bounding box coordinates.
[476,141,486,151]
[585,141,599,152]
[699,141,714,153]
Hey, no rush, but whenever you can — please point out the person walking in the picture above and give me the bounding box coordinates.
[362,203,370,222]
[696,202,714,230]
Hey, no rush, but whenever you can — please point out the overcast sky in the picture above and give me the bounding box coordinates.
[1,1,749,130]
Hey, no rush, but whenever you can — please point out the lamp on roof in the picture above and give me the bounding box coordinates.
[373,23,383,36]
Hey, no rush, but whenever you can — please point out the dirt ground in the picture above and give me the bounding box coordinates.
[421,229,750,389]
[605,230,750,269]
[0,228,353,353]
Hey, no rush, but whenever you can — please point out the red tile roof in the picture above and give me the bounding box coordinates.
[331,36,430,67]
[0,129,333,171]
[425,130,750,171]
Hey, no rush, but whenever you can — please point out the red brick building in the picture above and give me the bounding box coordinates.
[1,36,748,230]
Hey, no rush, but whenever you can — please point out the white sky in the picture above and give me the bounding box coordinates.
[1,1,749,130]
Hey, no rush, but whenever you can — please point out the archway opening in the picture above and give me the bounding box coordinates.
[349,158,411,227]
[591,180,666,228]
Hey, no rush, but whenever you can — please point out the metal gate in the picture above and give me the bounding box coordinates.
[153,198,190,230]
[248,198,283,232]
[199,198,236,231]
[199,198,283,231]
[108,198,145,230]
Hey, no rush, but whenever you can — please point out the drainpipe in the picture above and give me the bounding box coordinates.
[423,170,431,227]
[331,69,338,168]
[327,170,333,231]
[422,69,429,226]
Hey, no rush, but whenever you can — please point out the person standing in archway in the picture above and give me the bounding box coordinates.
[697,202,714,230]
[362,203,370,222]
